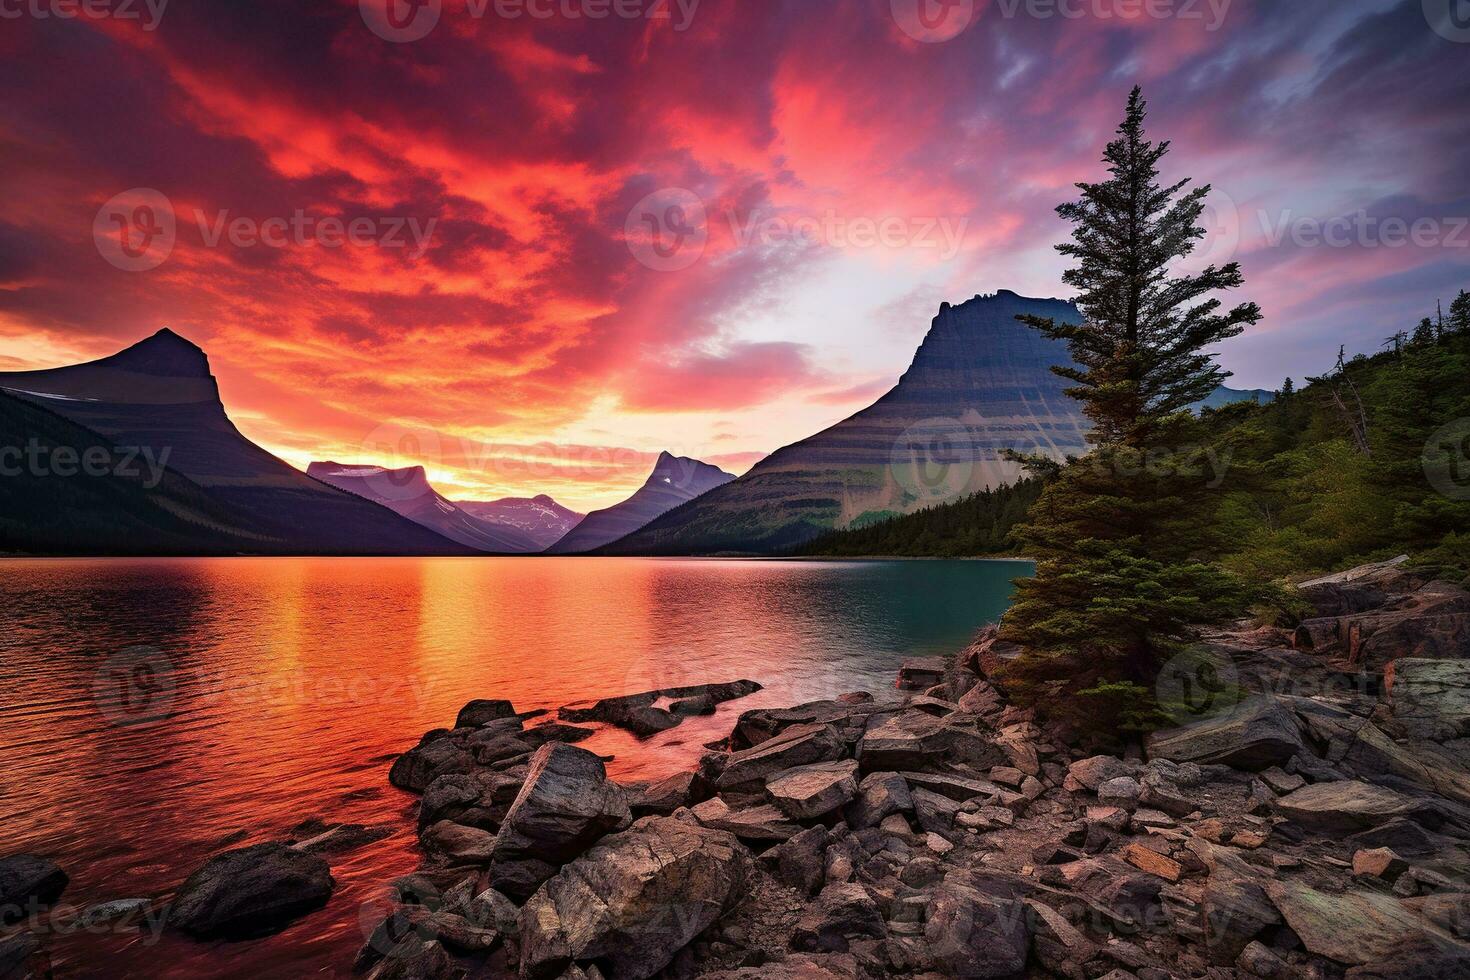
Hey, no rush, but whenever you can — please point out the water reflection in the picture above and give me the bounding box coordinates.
[0,556,1027,978]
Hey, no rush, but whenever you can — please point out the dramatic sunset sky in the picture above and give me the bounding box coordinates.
[2,0,1468,510]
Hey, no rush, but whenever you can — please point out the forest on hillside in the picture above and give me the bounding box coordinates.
[798,289,1470,584]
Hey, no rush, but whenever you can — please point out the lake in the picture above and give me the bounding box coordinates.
[0,556,1029,978]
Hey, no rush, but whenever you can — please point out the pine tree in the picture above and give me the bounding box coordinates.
[1412,317,1436,347]
[1450,289,1470,335]
[1280,377,1294,398]
[996,87,1261,738]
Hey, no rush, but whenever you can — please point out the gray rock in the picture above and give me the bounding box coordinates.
[488,743,630,899]
[365,934,466,980]
[456,699,517,729]
[1275,780,1433,833]
[1067,755,1142,791]
[791,881,885,952]
[390,733,474,793]
[1097,776,1142,810]
[844,771,914,828]
[518,815,750,980]
[924,879,1030,978]
[627,771,705,818]
[1147,696,1304,771]
[765,760,859,819]
[716,722,846,789]
[1267,879,1463,966]
[170,843,334,939]
[759,825,830,896]
[0,855,67,924]
[1385,659,1470,741]
[689,798,801,841]
[560,681,761,738]
[422,821,498,864]
[1347,941,1470,980]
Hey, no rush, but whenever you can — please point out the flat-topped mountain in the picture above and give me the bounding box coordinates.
[603,291,1265,555]
[0,330,472,555]
[458,495,583,551]
[308,462,539,553]
[544,452,735,555]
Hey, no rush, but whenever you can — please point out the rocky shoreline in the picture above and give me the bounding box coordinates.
[4,557,1468,978]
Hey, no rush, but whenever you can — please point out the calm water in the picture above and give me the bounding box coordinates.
[0,557,1028,978]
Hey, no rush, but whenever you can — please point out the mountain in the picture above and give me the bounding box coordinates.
[544,452,735,554]
[0,329,473,555]
[0,389,275,555]
[603,291,1268,556]
[308,462,539,553]
[457,495,583,551]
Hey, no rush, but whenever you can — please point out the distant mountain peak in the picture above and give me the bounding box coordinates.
[107,327,213,378]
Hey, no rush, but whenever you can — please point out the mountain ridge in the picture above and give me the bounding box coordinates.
[543,451,735,554]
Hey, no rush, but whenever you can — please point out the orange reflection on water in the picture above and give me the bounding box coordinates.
[1,556,1026,978]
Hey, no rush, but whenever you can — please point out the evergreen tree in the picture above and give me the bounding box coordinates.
[1280,377,1294,398]
[1450,289,1470,335]
[1412,317,1436,347]
[996,87,1261,738]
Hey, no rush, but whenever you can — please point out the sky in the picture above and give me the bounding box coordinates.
[2,0,1468,511]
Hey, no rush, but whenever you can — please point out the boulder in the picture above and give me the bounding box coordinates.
[1347,941,1470,980]
[291,823,394,857]
[699,954,859,979]
[689,798,801,841]
[364,934,466,980]
[844,771,914,829]
[729,700,857,750]
[765,760,860,819]
[1352,847,1409,881]
[422,821,499,864]
[627,771,705,818]
[518,816,751,980]
[1274,780,1433,833]
[390,733,474,793]
[488,744,631,899]
[715,723,846,789]
[924,879,1031,978]
[456,699,517,729]
[1067,756,1142,791]
[897,657,947,690]
[170,843,334,939]
[0,855,68,924]
[1267,879,1463,966]
[759,825,830,896]
[856,711,960,771]
[1385,659,1470,741]
[1147,696,1304,771]
[0,932,46,980]
[791,881,885,952]
[560,681,761,738]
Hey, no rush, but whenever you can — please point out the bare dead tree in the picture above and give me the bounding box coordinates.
[1327,345,1372,457]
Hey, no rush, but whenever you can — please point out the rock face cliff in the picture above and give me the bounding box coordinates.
[605,291,1263,556]
[0,330,472,555]
[544,452,735,554]
[308,463,539,553]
